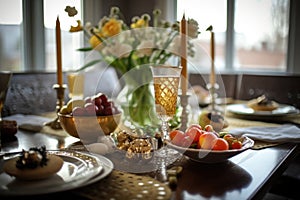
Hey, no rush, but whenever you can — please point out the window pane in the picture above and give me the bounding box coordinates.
[234,0,289,71]
[177,0,227,71]
[0,0,22,71]
[44,0,83,72]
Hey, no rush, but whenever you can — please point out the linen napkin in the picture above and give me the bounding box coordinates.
[4,114,46,132]
[4,114,69,137]
[230,124,300,143]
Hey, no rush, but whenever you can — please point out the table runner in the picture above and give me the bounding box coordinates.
[72,170,172,200]
[65,143,174,200]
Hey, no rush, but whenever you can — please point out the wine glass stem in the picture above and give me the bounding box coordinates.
[159,119,169,183]
[161,119,169,144]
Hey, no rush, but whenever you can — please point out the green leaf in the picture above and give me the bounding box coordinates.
[75,59,102,72]
[77,47,93,52]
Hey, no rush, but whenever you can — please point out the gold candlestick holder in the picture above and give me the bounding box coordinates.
[44,84,67,129]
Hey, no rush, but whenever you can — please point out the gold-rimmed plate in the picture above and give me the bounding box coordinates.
[0,150,113,196]
[227,104,299,117]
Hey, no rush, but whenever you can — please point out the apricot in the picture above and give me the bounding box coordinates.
[199,132,218,150]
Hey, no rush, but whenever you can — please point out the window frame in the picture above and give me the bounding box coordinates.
[22,0,45,71]
[287,0,300,74]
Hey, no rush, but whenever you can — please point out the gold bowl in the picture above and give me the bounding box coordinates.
[58,112,122,141]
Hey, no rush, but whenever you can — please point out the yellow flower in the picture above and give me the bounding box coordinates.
[89,33,103,49]
[131,18,148,28]
[101,18,122,37]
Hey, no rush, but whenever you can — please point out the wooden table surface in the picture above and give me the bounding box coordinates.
[1,114,299,200]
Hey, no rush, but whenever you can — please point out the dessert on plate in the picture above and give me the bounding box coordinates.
[3,146,63,180]
[247,95,279,111]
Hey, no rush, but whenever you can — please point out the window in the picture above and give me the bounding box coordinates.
[0,0,22,71]
[43,0,83,72]
[234,0,289,71]
[177,0,290,72]
[0,0,83,72]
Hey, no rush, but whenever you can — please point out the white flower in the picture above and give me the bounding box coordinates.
[166,35,181,56]
[98,16,109,28]
[103,42,132,58]
[188,19,199,39]
[84,22,93,36]
[136,40,155,57]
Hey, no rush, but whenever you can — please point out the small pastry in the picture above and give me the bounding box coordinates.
[3,146,63,181]
[114,130,154,162]
[247,95,279,111]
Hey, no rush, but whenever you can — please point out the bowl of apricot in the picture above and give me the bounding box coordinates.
[166,124,254,163]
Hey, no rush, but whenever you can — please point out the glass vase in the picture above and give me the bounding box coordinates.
[116,65,160,129]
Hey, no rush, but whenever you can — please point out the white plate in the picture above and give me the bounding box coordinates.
[0,150,113,196]
[226,103,299,117]
[82,153,113,187]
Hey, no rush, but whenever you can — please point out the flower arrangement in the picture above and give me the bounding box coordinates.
[65,6,201,128]
[66,6,199,72]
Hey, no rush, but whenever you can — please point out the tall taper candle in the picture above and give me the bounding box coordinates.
[180,14,187,95]
[56,16,63,86]
[210,31,215,86]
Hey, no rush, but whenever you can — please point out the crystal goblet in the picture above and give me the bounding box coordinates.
[151,65,182,144]
[151,65,182,182]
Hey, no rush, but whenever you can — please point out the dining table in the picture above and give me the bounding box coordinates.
[1,103,300,200]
